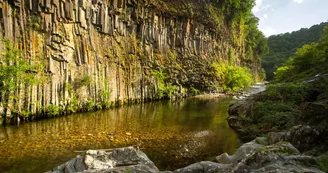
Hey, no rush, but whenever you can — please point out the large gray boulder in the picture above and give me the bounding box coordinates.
[174,137,324,173]
[229,141,323,173]
[47,147,160,173]
[49,139,324,173]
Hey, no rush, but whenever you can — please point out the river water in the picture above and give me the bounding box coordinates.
[0,97,239,172]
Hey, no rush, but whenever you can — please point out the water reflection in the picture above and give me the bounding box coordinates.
[0,97,238,172]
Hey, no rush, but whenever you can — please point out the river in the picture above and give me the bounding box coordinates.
[0,97,240,172]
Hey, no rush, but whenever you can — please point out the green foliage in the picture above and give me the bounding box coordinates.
[80,75,92,86]
[190,86,200,96]
[74,75,92,88]
[47,104,60,117]
[317,154,328,173]
[273,25,328,82]
[152,70,177,99]
[228,48,234,66]
[244,14,268,63]
[20,110,31,118]
[0,39,47,121]
[225,66,253,92]
[211,62,228,85]
[100,89,112,109]
[64,82,73,94]
[253,101,299,130]
[264,83,311,104]
[30,15,41,29]
[166,83,177,98]
[211,62,253,92]
[0,39,33,92]
[67,98,79,113]
[85,99,95,112]
[260,68,266,81]
[263,22,328,80]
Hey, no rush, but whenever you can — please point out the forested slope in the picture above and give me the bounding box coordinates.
[262,22,327,80]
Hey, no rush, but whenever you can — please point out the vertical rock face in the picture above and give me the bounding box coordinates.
[0,0,262,118]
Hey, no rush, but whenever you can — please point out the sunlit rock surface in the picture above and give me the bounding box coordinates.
[48,147,160,173]
[49,138,324,173]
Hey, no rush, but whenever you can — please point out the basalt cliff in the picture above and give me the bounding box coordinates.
[0,0,265,122]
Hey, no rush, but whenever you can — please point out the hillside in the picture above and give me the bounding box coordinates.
[262,22,328,80]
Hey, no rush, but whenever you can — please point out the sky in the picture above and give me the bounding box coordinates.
[252,0,328,37]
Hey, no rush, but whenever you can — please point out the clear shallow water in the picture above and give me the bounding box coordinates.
[0,97,239,172]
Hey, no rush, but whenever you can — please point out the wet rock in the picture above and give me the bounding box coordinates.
[48,147,159,173]
[230,142,323,173]
[173,161,227,173]
[268,125,327,153]
[300,101,328,124]
[178,138,324,173]
[216,137,265,164]
[227,95,256,133]
[49,139,325,173]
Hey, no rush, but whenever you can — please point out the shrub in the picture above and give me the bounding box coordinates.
[74,75,92,89]
[67,98,79,113]
[253,101,299,130]
[225,66,253,92]
[264,83,311,103]
[228,48,234,66]
[47,104,60,117]
[211,62,228,85]
[318,154,328,173]
[152,70,177,99]
[211,62,253,92]
[85,99,95,111]
[190,86,200,95]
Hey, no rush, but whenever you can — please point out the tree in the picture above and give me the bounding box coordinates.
[0,39,44,125]
[273,25,328,82]
[263,22,328,80]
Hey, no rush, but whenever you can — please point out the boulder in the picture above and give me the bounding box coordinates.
[216,137,265,164]
[47,147,160,173]
[177,138,324,173]
[230,141,323,173]
[49,139,325,173]
[268,125,327,153]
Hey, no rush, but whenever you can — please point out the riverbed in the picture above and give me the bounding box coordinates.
[0,97,239,172]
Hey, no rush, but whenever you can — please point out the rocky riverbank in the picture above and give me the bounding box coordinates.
[46,80,328,172]
[227,76,328,172]
[48,137,325,173]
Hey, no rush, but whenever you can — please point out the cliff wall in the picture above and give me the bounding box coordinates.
[0,0,262,120]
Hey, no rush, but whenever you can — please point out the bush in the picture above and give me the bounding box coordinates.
[67,98,79,113]
[152,70,177,99]
[264,83,311,104]
[253,101,299,130]
[85,99,95,111]
[318,154,328,173]
[47,104,60,117]
[211,62,228,85]
[211,62,253,92]
[225,66,253,92]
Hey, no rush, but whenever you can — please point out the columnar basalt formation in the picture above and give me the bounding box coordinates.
[0,0,262,120]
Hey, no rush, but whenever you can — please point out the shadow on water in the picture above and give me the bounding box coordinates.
[0,97,239,172]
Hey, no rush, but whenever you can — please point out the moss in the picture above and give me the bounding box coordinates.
[317,154,328,172]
